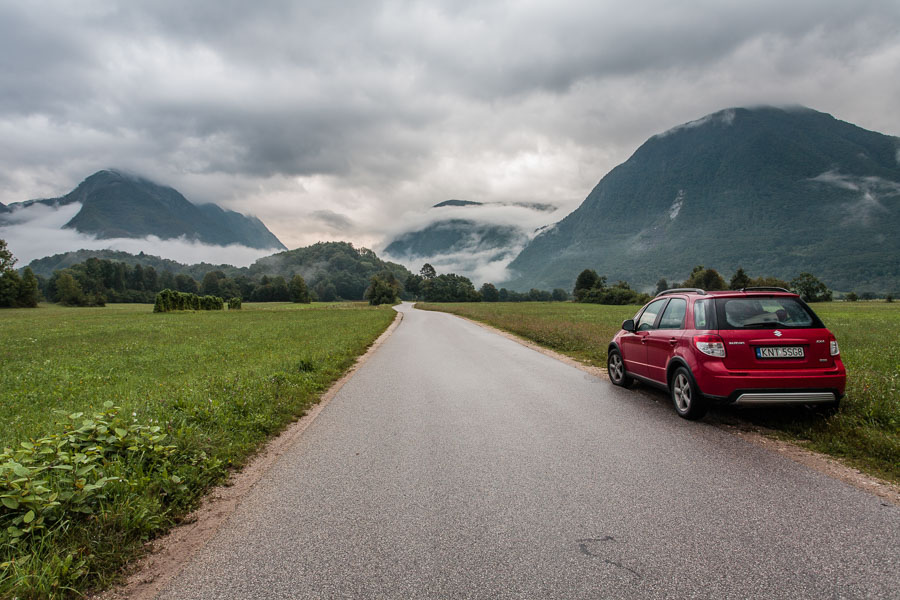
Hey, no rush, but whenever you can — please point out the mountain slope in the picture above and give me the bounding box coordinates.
[384,219,526,260]
[507,107,900,293]
[8,170,285,250]
[0,202,8,214]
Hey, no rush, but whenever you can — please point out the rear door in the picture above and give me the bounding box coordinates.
[715,295,834,371]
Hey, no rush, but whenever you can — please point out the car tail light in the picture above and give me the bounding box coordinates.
[694,334,726,358]
[829,337,840,356]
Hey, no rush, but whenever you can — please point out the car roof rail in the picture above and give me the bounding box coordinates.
[655,288,706,297]
[741,286,791,293]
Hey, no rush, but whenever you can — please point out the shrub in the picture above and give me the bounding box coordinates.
[228,297,242,310]
[0,403,178,546]
[153,290,223,312]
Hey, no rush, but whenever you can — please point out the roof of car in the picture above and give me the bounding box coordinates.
[655,287,796,298]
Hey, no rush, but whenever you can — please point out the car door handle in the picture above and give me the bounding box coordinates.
[640,337,648,344]
[669,338,678,346]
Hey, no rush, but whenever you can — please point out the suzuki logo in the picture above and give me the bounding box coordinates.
[774,330,783,337]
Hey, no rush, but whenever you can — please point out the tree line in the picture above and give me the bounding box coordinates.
[573,264,840,305]
[362,263,571,305]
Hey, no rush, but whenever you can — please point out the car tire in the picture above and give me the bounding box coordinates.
[607,349,633,388]
[670,366,707,420]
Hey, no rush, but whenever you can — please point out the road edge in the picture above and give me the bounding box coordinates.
[95,308,405,600]
[439,308,900,507]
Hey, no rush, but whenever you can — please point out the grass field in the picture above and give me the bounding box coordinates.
[0,302,397,599]
[418,301,900,483]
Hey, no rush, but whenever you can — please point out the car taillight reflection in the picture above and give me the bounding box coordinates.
[694,334,726,358]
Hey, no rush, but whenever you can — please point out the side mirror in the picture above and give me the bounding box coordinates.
[622,319,635,332]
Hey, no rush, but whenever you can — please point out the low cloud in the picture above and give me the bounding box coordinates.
[381,201,563,285]
[0,203,278,268]
[810,170,900,226]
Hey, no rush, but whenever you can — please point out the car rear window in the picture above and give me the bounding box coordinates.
[715,296,823,329]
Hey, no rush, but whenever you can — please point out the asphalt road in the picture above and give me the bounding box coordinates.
[156,303,899,599]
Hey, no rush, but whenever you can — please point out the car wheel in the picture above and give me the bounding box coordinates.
[670,366,707,420]
[607,349,633,388]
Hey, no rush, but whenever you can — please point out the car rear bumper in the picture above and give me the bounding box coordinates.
[695,360,846,401]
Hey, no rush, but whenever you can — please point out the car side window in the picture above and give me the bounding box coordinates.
[694,299,710,329]
[658,298,686,329]
[636,299,667,331]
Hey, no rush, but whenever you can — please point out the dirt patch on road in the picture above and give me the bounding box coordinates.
[95,310,404,600]
[450,311,900,507]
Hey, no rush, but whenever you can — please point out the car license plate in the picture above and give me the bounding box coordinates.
[756,346,805,359]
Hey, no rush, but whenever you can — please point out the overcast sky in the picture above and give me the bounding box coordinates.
[2,0,899,264]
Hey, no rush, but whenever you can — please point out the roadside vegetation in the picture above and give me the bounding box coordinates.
[417,301,899,484]
[0,302,396,599]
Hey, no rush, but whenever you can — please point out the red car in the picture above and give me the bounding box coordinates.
[607,288,846,419]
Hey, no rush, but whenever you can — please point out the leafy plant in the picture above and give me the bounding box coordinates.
[0,403,176,546]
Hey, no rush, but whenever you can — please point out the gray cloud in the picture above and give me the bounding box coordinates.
[1,0,899,262]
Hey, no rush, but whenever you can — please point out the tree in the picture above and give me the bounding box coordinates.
[316,281,338,302]
[729,267,751,290]
[56,272,87,306]
[201,271,224,296]
[405,274,423,299]
[0,239,15,272]
[682,265,726,291]
[480,283,500,302]
[270,276,291,301]
[290,274,311,303]
[0,269,20,307]
[551,288,569,302]
[573,269,601,301]
[845,292,858,302]
[655,278,669,295]
[175,273,199,293]
[16,267,39,308]
[791,272,832,302]
[419,263,437,279]
[747,276,790,289]
[421,273,480,302]
[0,241,38,308]
[365,275,400,305]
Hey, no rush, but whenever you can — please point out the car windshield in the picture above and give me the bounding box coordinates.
[715,296,822,329]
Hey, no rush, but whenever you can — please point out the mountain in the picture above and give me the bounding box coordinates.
[433,200,483,208]
[506,106,900,293]
[384,219,527,260]
[0,202,8,214]
[5,170,285,250]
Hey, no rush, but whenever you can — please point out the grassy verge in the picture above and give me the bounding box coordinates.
[0,302,397,599]
[417,301,899,483]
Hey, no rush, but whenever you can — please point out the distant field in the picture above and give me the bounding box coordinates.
[0,302,396,598]
[418,301,900,483]
[416,302,634,366]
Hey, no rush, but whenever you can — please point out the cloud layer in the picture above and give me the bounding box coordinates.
[0,203,276,268]
[2,1,899,267]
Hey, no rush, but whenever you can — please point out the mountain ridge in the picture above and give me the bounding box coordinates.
[506,106,900,293]
[4,170,285,250]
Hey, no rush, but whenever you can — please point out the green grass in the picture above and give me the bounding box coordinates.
[418,301,900,483]
[0,302,397,599]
